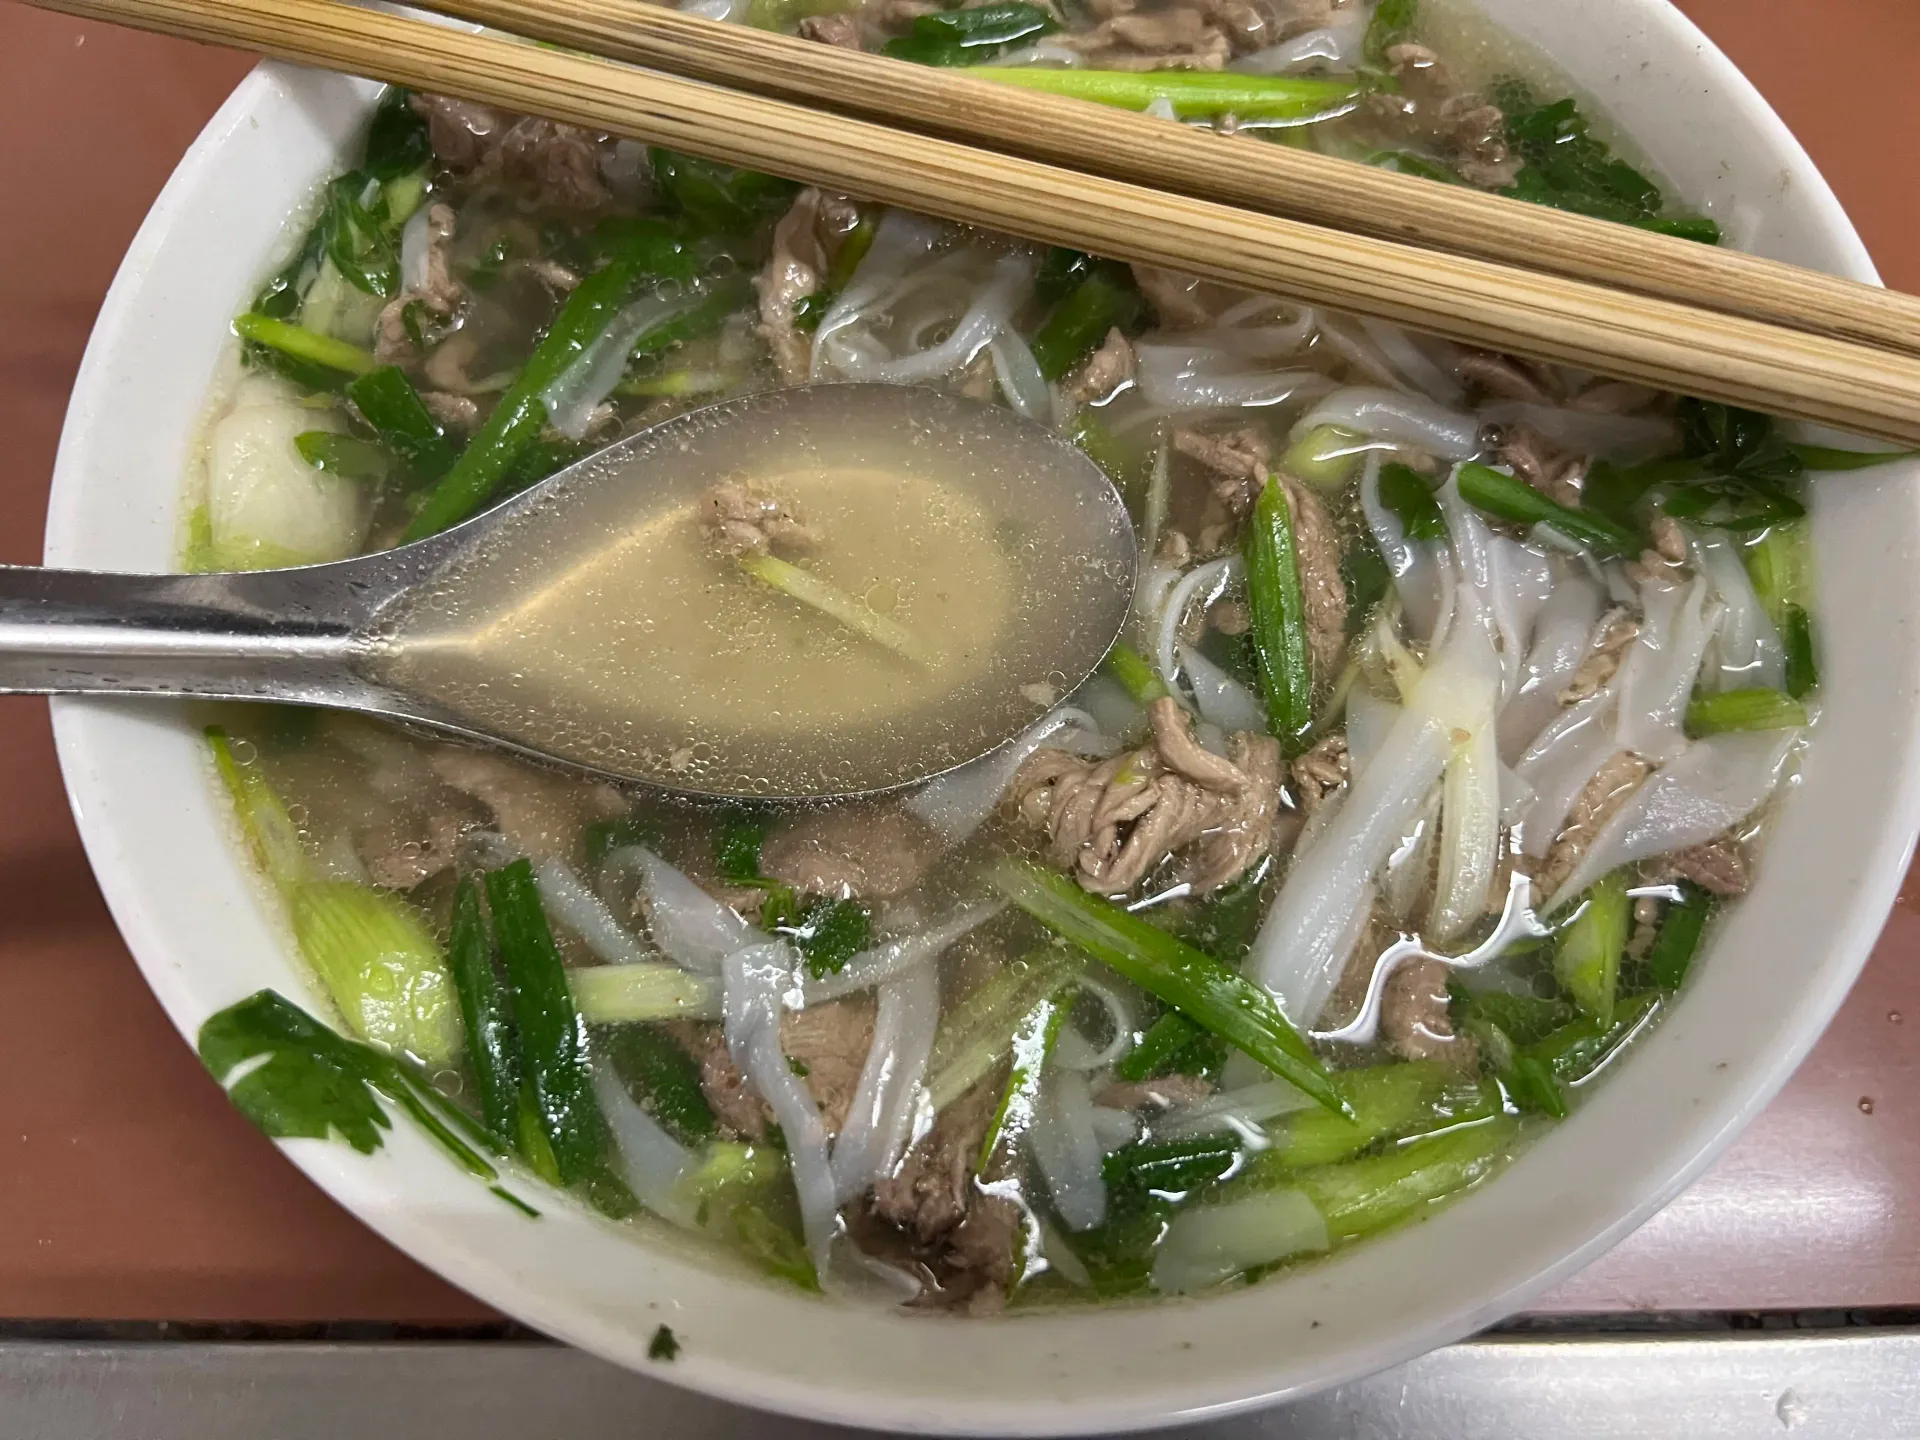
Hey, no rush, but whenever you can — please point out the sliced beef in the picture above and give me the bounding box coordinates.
[760,803,945,900]
[1058,6,1233,69]
[1096,1074,1215,1112]
[1183,729,1282,892]
[1010,699,1278,894]
[1282,476,1348,686]
[703,478,820,558]
[1380,955,1475,1067]
[1174,424,1270,516]
[413,94,611,210]
[1129,263,1247,328]
[753,187,860,385]
[1537,751,1652,900]
[868,1076,1020,1313]
[1290,732,1349,818]
[418,390,480,432]
[797,11,865,46]
[1065,327,1137,403]
[1488,422,1584,509]
[1645,834,1752,897]
[374,202,462,367]
[666,996,878,1141]
[1454,349,1555,406]
[1559,610,1639,705]
[426,748,626,860]
[355,804,476,890]
[1369,46,1520,191]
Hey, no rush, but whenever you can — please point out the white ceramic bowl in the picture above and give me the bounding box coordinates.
[45,1,1920,1432]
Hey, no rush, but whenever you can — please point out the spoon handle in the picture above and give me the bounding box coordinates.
[0,565,375,703]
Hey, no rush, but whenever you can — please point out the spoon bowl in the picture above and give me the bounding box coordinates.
[0,383,1136,799]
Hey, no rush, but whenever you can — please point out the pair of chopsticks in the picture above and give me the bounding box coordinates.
[30,0,1920,445]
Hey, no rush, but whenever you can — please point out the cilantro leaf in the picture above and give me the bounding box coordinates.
[199,990,497,1179]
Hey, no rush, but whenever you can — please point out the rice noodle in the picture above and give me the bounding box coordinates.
[1514,689,1620,859]
[810,211,945,380]
[534,856,655,966]
[1295,386,1481,460]
[906,706,1113,844]
[592,1061,697,1228]
[829,963,940,1204]
[1498,574,1605,763]
[1382,790,1440,924]
[1031,1067,1108,1231]
[1549,728,1801,908]
[1688,528,1786,692]
[1089,1106,1140,1153]
[1154,555,1242,693]
[1133,344,1324,410]
[1250,596,1502,1023]
[723,940,837,1275]
[1229,15,1365,72]
[1346,684,1401,779]
[1053,977,1135,1071]
[1614,574,1723,763]
[541,285,712,440]
[399,204,432,294]
[620,846,761,973]
[990,330,1052,420]
[1141,437,1171,561]
[1478,400,1678,464]
[817,246,1037,385]
[805,901,1004,1004]
[1179,642,1267,734]
[1358,317,1467,408]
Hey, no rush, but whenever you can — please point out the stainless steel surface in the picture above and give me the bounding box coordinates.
[4,383,1136,799]
[2,1331,1916,1438]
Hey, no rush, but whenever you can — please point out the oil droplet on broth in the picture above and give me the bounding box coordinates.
[377,387,1135,796]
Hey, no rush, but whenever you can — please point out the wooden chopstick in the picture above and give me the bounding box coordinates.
[32,0,1920,446]
[409,0,1920,362]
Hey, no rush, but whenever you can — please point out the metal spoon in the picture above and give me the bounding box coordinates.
[0,384,1136,800]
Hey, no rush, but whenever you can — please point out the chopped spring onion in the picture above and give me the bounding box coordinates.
[1282,424,1366,492]
[1645,883,1716,991]
[570,963,724,1023]
[967,67,1361,122]
[978,985,1074,1170]
[484,860,629,1206]
[1105,640,1170,705]
[345,366,456,482]
[1554,871,1630,1025]
[447,875,523,1150]
[209,729,460,1067]
[924,948,1082,1112]
[1290,1115,1520,1242]
[234,312,379,379]
[1151,1186,1330,1294]
[1685,687,1808,737]
[739,553,932,665]
[1377,462,1447,540]
[295,431,393,483]
[1244,474,1315,750]
[986,857,1344,1116]
[1455,461,1638,557]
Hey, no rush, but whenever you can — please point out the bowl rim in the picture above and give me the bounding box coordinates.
[41,3,1920,1433]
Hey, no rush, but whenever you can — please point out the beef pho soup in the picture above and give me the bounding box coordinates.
[186,0,1863,1311]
